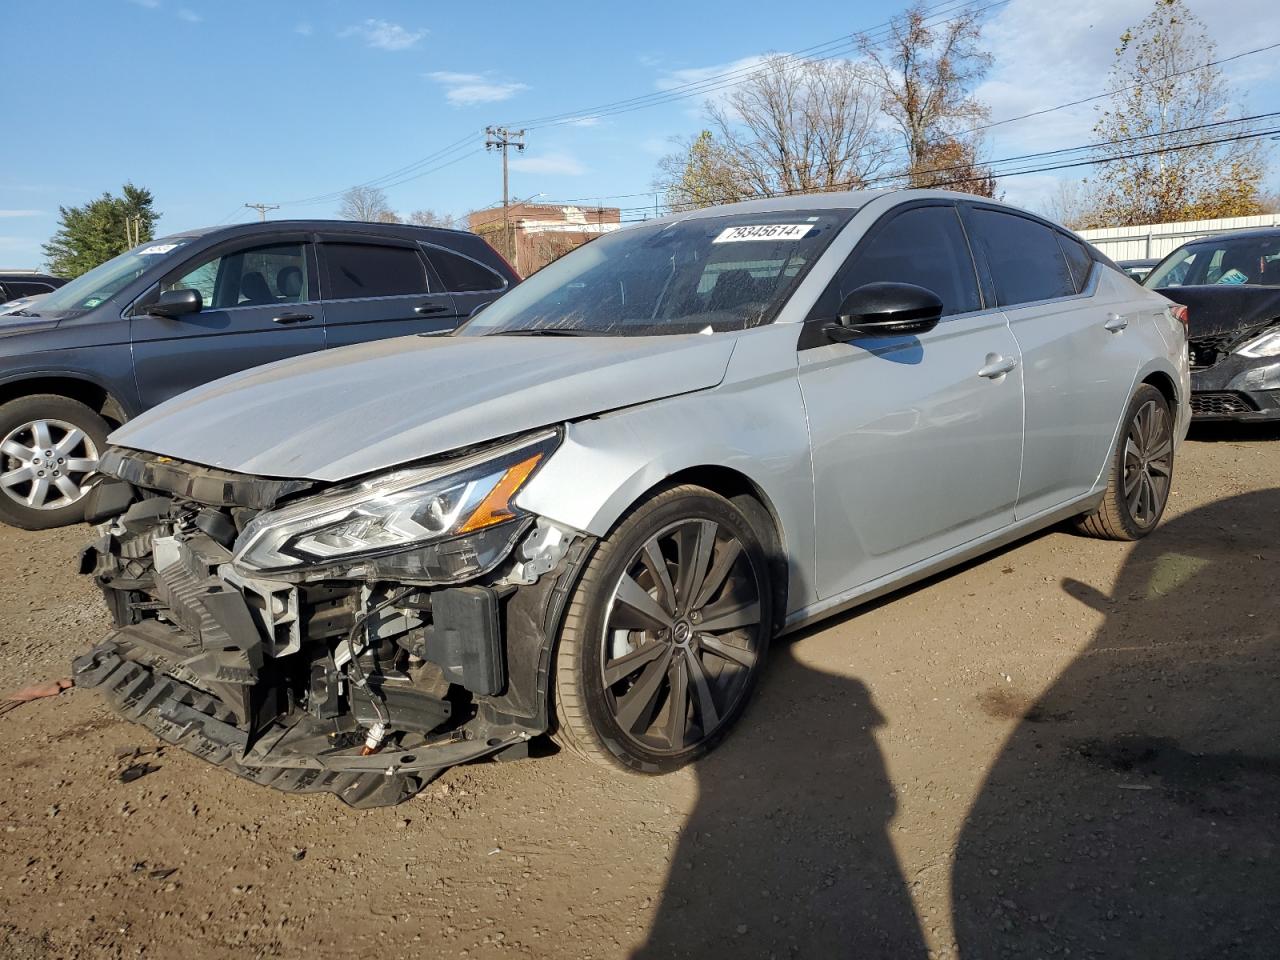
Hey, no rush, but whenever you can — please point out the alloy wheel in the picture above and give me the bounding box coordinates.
[1122,399,1172,528]
[599,518,765,755]
[0,419,100,511]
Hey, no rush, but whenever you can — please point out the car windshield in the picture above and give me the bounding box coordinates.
[28,238,195,316]
[1145,234,1280,288]
[460,210,853,337]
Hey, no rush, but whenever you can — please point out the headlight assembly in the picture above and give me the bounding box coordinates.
[233,431,559,581]
[1235,328,1280,359]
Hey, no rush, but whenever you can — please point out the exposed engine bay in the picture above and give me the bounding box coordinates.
[73,445,589,808]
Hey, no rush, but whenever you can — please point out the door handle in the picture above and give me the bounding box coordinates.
[978,354,1018,379]
[414,303,450,316]
[272,312,314,325]
[1104,313,1129,332]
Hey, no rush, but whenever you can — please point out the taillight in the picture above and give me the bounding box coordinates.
[1169,303,1189,338]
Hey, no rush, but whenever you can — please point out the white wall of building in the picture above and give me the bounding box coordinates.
[1078,213,1280,261]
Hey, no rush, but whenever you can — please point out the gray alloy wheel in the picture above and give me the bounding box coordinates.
[1121,397,1173,529]
[552,485,774,774]
[599,518,765,755]
[0,417,100,512]
[1075,383,1174,541]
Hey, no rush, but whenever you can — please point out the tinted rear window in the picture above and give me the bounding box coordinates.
[970,209,1076,306]
[1057,235,1095,293]
[425,245,507,292]
[323,243,431,299]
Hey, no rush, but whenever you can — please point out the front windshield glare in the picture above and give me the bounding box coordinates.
[1145,235,1280,288]
[462,211,852,336]
[32,238,194,315]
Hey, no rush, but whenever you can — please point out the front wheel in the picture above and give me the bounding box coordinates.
[0,394,109,530]
[552,485,773,773]
[1075,384,1174,541]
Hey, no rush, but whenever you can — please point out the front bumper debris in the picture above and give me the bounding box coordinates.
[74,448,591,808]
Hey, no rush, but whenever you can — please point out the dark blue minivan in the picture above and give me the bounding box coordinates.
[0,220,517,529]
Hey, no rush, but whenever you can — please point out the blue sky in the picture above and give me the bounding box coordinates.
[2,0,1276,268]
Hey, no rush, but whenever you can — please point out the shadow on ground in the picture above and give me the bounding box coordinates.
[952,489,1280,957]
[633,642,928,959]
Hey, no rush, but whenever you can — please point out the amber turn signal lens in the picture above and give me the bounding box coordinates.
[457,453,544,533]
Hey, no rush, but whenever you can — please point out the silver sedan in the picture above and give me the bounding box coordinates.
[75,189,1189,805]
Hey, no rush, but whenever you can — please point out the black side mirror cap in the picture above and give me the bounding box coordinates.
[149,288,202,318]
[826,281,944,341]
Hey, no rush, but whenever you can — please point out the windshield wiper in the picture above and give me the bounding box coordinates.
[490,327,601,337]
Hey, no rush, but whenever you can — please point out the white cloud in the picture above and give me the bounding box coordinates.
[127,0,160,8]
[341,19,425,52]
[428,71,528,106]
[176,7,201,22]
[509,151,587,176]
[563,116,603,128]
[294,22,313,37]
[0,210,42,218]
[655,54,772,114]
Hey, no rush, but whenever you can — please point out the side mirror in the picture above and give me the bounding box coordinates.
[826,281,943,342]
[149,288,202,318]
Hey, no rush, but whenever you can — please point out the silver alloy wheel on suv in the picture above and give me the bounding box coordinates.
[1,418,100,511]
[0,394,111,530]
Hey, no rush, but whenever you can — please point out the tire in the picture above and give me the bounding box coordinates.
[552,484,774,774]
[1074,384,1174,541]
[0,394,110,530]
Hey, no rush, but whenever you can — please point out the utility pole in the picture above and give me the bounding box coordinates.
[244,202,279,222]
[485,126,525,262]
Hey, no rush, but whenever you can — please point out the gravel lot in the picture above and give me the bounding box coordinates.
[1,425,1277,959]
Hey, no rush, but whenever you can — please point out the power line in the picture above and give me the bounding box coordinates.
[512,1,1005,131]
[608,121,1280,222]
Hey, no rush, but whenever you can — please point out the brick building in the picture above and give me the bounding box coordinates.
[468,202,621,276]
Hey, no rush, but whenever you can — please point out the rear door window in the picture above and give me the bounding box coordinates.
[817,204,982,318]
[969,209,1076,306]
[322,243,432,300]
[424,246,507,292]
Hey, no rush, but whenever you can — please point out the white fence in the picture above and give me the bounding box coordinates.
[1078,213,1280,262]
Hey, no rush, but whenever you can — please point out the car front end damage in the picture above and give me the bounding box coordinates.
[1188,321,1280,421]
[72,433,591,808]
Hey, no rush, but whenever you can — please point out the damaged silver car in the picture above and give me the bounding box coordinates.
[73,191,1190,807]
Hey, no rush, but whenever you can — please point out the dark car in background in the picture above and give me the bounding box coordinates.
[1144,227,1280,421]
[1117,258,1159,283]
[0,270,67,304]
[0,220,516,529]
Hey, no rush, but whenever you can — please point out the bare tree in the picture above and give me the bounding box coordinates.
[1083,0,1269,227]
[1041,179,1098,230]
[406,209,458,229]
[338,185,395,222]
[860,2,996,195]
[656,55,890,210]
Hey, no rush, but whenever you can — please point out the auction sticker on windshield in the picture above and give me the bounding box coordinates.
[713,224,812,243]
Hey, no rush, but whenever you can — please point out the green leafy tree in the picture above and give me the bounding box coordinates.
[42,183,158,277]
[1082,0,1269,226]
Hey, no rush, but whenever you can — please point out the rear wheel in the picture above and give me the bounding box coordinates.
[1075,384,1173,541]
[553,485,773,773]
[0,394,109,530]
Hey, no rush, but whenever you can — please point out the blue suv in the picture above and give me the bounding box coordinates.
[0,220,516,529]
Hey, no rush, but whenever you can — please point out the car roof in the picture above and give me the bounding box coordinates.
[1181,227,1280,245]
[152,219,480,245]
[643,188,1068,226]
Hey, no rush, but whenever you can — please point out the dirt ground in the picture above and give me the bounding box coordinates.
[1,425,1277,960]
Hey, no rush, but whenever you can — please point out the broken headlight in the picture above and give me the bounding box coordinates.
[233,431,559,581]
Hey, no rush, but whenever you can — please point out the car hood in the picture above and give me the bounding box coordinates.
[110,332,738,482]
[1156,284,1280,338]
